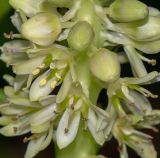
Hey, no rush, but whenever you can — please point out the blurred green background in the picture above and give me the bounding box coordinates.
[0,0,160,158]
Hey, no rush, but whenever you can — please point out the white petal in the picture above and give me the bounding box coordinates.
[10,12,23,32]
[126,134,157,158]
[39,95,56,106]
[25,128,53,158]
[29,71,56,101]
[13,56,45,75]
[30,103,57,133]
[0,116,13,126]
[4,86,15,98]
[56,72,72,103]
[125,90,152,115]
[56,109,80,149]
[0,117,30,136]
[14,75,27,92]
[120,144,129,158]
[0,105,29,115]
[88,109,105,145]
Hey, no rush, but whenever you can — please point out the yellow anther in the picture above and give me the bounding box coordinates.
[39,63,45,69]
[50,80,57,89]
[32,68,40,75]
[39,79,47,86]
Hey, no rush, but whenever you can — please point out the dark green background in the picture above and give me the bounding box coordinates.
[0,0,160,158]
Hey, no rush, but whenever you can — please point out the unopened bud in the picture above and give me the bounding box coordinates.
[89,49,120,83]
[9,0,45,17]
[67,21,94,52]
[21,12,61,46]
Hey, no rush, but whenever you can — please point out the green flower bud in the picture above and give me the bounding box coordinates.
[109,0,148,22]
[67,21,94,52]
[89,49,120,83]
[76,0,95,25]
[21,12,61,46]
[9,0,45,17]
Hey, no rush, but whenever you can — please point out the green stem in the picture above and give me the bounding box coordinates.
[55,123,100,158]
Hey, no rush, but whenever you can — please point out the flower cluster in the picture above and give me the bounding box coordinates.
[0,0,160,158]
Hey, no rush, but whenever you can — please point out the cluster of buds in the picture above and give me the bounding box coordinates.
[0,0,160,158]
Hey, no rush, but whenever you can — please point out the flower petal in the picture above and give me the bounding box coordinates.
[119,144,129,158]
[56,109,80,149]
[30,103,57,133]
[88,109,105,145]
[56,72,72,103]
[0,116,30,136]
[25,127,53,158]
[29,71,56,101]
[124,90,152,115]
[13,56,45,75]
[39,95,56,106]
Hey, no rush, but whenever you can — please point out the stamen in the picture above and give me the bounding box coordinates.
[69,96,74,109]
[23,135,39,143]
[23,137,29,143]
[32,68,40,75]
[39,79,47,86]
[4,32,14,39]
[50,80,57,89]
[13,127,18,133]
[55,73,61,80]
[137,87,158,98]
[3,32,22,39]
[82,117,88,131]
[138,53,157,66]
[64,128,69,133]
[53,110,60,114]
